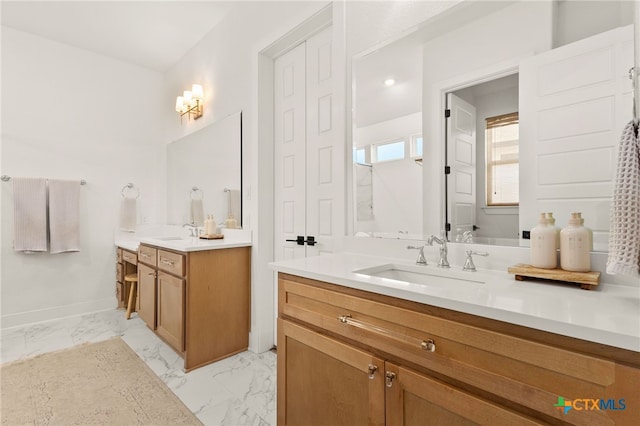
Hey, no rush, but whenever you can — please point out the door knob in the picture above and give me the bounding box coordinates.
[285,236,316,246]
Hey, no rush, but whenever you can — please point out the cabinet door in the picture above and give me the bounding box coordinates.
[157,271,185,353]
[278,319,385,426]
[137,263,156,330]
[385,362,543,426]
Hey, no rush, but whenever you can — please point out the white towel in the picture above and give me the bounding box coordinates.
[12,177,47,252]
[607,120,640,277]
[191,198,204,226]
[49,179,81,254]
[119,197,137,232]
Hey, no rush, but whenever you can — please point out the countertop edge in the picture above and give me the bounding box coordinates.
[270,256,640,353]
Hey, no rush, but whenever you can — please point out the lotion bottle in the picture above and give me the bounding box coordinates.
[560,212,590,272]
[530,213,557,269]
[545,212,560,249]
[577,212,593,251]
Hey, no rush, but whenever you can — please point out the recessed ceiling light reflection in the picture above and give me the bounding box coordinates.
[384,78,396,87]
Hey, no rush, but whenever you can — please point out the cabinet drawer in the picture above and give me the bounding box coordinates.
[279,274,618,425]
[122,249,137,265]
[158,250,185,277]
[138,245,157,267]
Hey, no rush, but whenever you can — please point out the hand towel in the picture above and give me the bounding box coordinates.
[606,119,640,278]
[191,198,204,226]
[12,177,47,252]
[119,197,137,232]
[49,179,81,254]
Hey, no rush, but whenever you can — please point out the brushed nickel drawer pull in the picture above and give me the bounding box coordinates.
[140,253,150,259]
[160,258,175,266]
[338,314,436,354]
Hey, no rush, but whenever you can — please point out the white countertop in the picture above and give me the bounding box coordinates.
[115,226,251,253]
[270,253,640,352]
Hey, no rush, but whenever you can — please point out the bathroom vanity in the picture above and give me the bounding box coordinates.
[273,254,640,425]
[116,231,251,371]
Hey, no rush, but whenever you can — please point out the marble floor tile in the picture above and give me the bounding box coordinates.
[0,308,276,426]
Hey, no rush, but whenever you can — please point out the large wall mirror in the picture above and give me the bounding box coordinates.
[167,111,242,228]
[351,0,635,252]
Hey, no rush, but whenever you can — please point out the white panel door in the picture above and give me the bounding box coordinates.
[275,42,307,262]
[305,27,340,256]
[447,93,477,236]
[519,25,633,250]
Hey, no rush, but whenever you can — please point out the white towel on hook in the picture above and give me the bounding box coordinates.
[12,177,47,252]
[119,197,137,232]
[607,119,640,278]
[49,179,81,254]
[191,198,204,226]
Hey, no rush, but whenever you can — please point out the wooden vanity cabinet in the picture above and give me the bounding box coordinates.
[115,247,137,309]
[278,273,640,426]
[137,243,251,371]
[157,271,186,352]
[136,262,157,330]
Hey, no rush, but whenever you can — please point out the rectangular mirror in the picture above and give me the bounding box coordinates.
[351,0,635,252]
[167,111,242,228]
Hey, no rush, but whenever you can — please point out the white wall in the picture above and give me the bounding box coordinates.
[354,112,422,234]
[1,27,165,327]
[162,1,331,353]
[422,1,553,237]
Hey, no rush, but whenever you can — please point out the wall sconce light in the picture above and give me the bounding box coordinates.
[175,84,204,122]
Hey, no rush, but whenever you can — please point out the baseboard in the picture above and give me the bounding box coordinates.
[1,297,117,330]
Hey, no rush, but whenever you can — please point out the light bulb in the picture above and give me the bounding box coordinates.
[175,96,184,112]
[191,84,203,101]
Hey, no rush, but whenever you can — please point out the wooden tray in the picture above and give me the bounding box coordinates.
[199,234,224,240]
[507,263,600,290]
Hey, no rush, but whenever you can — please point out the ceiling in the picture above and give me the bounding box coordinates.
[0,1,236,72]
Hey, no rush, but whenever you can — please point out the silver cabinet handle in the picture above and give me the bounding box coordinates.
[338,315,436,353]
[160,258,174,266]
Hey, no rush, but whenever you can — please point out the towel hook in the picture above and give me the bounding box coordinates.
[190,186,204,200]
[121,183,139,199]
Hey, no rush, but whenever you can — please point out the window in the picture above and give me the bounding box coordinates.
[411,135,423,158]
[373,139,405,163]
[353,147,366,164]
[485,112,519,206]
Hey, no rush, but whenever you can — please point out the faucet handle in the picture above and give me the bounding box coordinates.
[463,250,488,272]
[407,245,427,265]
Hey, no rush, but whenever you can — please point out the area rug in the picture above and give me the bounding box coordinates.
[0,337,201,425]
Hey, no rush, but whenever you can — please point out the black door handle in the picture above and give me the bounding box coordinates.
[285,236,317,246]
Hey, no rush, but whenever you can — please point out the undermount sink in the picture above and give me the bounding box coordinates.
[152,236,191,241]
[353,264,485,286]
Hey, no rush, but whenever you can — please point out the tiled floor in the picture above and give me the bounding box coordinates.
[0,309,276,426]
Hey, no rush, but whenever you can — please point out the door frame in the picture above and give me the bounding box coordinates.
[428,55,528,240]
[254,4,336,352]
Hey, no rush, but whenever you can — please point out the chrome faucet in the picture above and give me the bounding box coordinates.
[463,250,489,272]
[183,222,198,237]
[462,230,474,243]
[407,245,427,265]
[427,231,450,268]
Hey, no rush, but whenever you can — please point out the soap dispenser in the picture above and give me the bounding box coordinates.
[225,215,238,229]
[206,214,216,236]
[545,212,560,249]
[560,212,590,272]
[530,213,557,269]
